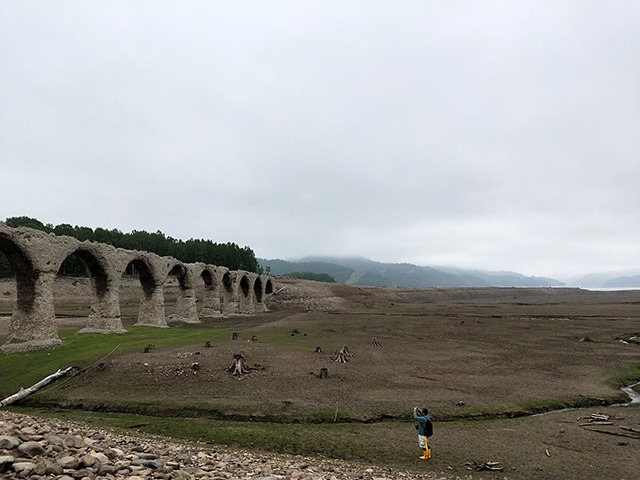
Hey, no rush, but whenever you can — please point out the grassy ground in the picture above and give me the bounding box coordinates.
[1,282,639,479]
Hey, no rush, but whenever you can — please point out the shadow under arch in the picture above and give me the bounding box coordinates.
[254,276,263,303]
[238,273,252,313]
[127,257,168,328]
[219,270,236,314]
[265,277,274,295]
[200,267,221,317]
[166,262,200,324]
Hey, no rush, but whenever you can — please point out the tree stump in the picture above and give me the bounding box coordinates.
[318,367,328,379]
[205,341,212,348]
[231,332,242,341]
[227,352,264,376]
[314,346,323,353]
[228,352,248,376]
[251,335,258,342]
[372,338,381,347]
[334,346,352,363]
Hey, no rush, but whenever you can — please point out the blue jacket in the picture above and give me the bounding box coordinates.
[413,411,431,436]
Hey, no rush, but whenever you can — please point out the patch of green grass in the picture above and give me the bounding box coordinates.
[607,362,640,390]
[0,326,234,397]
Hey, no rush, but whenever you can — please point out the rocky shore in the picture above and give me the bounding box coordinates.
[0,411,453,480]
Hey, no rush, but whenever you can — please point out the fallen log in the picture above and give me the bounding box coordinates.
[582,427,640,439]
[465,460,503,472]
[1,367,75,407]
[620,426,640,434]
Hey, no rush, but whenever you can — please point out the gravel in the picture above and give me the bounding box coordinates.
[0,411,460,480]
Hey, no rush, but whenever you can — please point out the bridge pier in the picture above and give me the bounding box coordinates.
[0,271,65,353]
[168,287,200,323]
[78,278,127,334]
[134,283,168,328]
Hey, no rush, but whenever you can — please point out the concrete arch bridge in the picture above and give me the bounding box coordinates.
[0,223,274,353]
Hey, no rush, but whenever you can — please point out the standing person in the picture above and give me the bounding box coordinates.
[413,406,432,460]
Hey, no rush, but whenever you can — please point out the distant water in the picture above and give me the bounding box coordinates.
[550,286,640,291]
[576,287,640,292]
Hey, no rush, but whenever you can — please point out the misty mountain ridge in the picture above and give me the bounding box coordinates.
[259,257,569,288]
[259,257,640,289]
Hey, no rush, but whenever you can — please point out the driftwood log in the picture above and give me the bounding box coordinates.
[578,412,640,439]
[582,427,640,439]
[334,346,352,363]
[1,367,76,407]
[231,332,242,341]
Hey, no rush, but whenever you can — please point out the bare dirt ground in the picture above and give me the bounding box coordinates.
[1,277,639,479]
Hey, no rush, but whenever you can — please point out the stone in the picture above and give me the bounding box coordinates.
[0,435,21,449]
[44,459,64,475]
[19,426,38,436]
[57,455,80,469]
[80,453,97,467]
[0,454,15,471]
[45,434,64,445]
[92,451,109,464]
[63,435,83,448]
[71,467,95,479]
[17,440,46,457]
[12,460,37,473]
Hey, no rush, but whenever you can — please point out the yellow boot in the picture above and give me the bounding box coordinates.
[419,449,429,460]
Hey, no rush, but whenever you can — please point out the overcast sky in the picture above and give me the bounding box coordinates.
[1,1,639,280]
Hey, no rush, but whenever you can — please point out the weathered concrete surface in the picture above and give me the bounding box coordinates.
[198,265,221,317]
[130,253,171,328]
[0,223,274,353]
[0,226,76,352]
[75,242,129,335]
[167,263,200,324]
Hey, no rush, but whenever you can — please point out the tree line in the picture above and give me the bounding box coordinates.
[0,216,261,278]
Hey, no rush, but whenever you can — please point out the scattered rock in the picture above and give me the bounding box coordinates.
[0,410,440,480]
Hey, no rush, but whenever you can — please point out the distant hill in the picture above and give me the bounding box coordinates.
[603,275,640,289]
[259,257,565,288]
[570,271,640,289]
